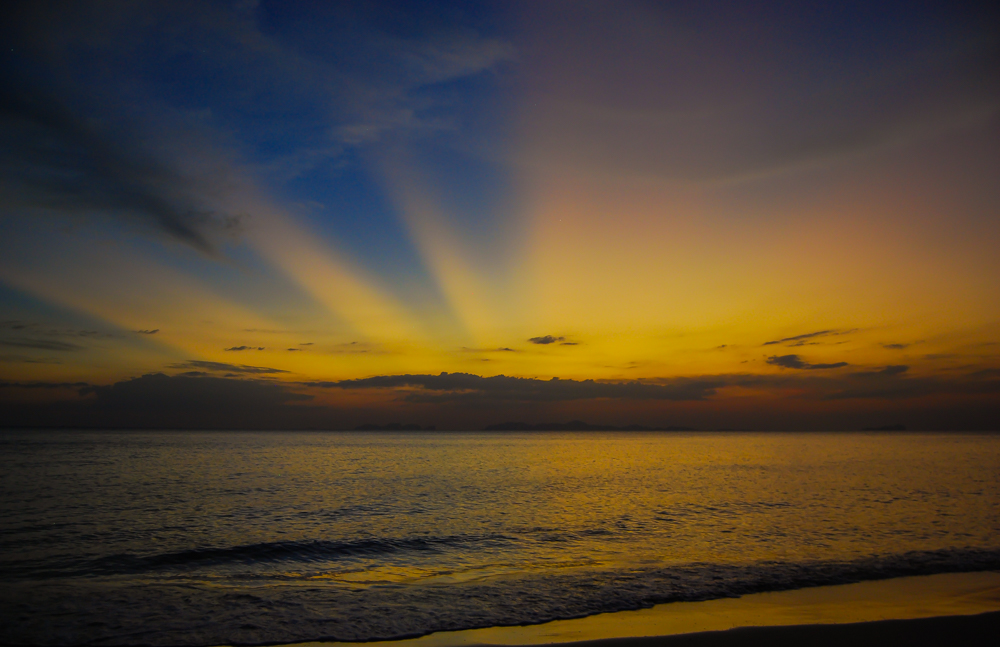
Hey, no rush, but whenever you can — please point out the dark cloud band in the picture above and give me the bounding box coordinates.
[766,355,849,370]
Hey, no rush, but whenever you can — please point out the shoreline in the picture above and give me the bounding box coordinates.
[284,571,1000,647]
[557,612,1000,647]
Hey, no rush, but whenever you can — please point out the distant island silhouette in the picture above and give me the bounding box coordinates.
[353,421,698,432]
[483,420,697,431]
[354,423,436,431]
[862,424,907,431]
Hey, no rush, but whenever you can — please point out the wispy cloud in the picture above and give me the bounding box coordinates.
[1,320,116,339]
[0,354,63,365]
[0,84,242,255]
[166,360,287,374]
[0,339,83,351]
[763,329,857,346]
[461,346,518,353]
[0,380,89,388]
[851,365,909,377]
[766,355,849,370]
[328,32,516,153]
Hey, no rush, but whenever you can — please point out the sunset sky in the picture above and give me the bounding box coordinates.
[2,0,998,429]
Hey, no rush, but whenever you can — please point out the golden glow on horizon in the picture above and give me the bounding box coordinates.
[2,158,998,389]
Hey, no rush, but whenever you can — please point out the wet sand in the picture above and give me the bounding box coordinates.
[558,611,999,647]
[292,571,1000,647]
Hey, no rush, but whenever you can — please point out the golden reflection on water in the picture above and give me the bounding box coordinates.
[3,431,1000,646]
[87,430,996,583]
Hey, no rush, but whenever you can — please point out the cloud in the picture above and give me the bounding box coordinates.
[166,360,287,374]
[305,372,724,403]
[4,368,999,430]
[766,355,849,370]
[0,82,242,255]
[0,320,126,354]
[327,31,516,152]
[822,369,1000,401]
[882,343,910,350]
[735,365,996,402]
[0,354,63,364]
[1,320,117,339]
[299,367,1000,408]
[299,342,313,346]
[0,380,89,389]
[0,372,337,429]
[286,348,302,351]
[461,346,518,353]
[135,329,159,335]
[763,329,856,346]
[224,346,265,351]
[857,365,910,377]
[398,33,516,86]
[80,373,309,405]
[0,339,83,351]
[0,373,314,429]
[528,335,565,345]
[0,371,351,429]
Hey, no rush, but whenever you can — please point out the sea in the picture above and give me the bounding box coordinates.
[2,430,999,646]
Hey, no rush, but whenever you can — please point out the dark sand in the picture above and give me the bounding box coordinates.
[564,611,999,647]
[292,571,1000,647]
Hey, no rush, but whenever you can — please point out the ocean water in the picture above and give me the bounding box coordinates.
[1,431,999,646]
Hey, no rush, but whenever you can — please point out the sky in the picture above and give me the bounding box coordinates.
[1,0,998,430]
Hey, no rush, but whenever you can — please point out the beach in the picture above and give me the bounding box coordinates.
[301,571,1000,647]
[555,613,999,647]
